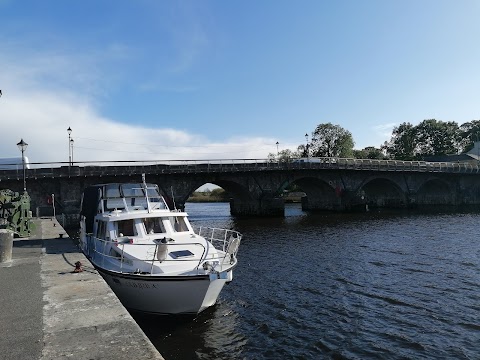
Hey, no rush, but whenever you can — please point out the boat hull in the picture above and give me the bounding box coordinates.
[95,266,230,315]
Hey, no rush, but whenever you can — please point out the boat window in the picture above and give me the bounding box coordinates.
[170,216,189,232]
[117,219,136,236]
[109,248,121,259]
[105,184,121,198]
[121,184,144,198]
[144,217,166,234]
[150,199,167,209]
[146,187,167,209]
[146,187,160,198]
[96,220,107,239]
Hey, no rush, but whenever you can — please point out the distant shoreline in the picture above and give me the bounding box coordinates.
[187,196,303,204]
[187,190,305,203]
[187,197,229,203]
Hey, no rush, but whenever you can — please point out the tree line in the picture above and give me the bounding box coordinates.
[188,188,229,202]
[270,119,480,161]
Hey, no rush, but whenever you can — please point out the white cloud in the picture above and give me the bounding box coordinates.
[0,88,279,163]
[0,43,278,165]
[373,122,396,140]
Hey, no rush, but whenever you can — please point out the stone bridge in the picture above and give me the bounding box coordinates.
[1,158,480,227]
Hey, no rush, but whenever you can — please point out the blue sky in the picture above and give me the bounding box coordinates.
[1,0,479,163]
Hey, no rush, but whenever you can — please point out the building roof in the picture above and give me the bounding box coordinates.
[423,142,480,162]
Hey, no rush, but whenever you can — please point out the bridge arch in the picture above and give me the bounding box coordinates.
[186,180,254,202]
[289,176,342,211]
[360,177,406,208]
[416,178,454,206]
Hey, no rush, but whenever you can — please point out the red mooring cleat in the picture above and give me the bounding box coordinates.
[73,261,83,273]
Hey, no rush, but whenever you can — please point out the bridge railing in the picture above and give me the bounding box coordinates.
[0,157,480,180]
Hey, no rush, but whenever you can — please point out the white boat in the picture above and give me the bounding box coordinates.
[79,178,242,315]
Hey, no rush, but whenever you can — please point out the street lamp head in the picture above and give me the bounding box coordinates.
[17,138,28,152]
[305,133,309,142]
[70,138,74,144]
[67,126,72,135]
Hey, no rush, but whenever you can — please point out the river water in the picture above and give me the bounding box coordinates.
[132,203,480,360]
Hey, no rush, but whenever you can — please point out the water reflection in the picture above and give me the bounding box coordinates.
[131,297,247,360]
[133,203,480,360]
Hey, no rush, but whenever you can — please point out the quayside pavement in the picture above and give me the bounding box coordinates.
[0,217,164,360]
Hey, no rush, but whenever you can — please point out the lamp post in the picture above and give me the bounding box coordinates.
[67,127,72,166]
[16,139,28,192]
[70,138,74,165]
[276,141,279,155]
[305,133,309,158]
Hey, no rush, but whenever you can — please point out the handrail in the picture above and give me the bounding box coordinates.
[85,228,241,275]
[1,157,480,178]
[193,226,242,255]
[88,236,209,274]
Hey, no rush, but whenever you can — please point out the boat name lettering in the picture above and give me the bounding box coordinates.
[121,280,157,289]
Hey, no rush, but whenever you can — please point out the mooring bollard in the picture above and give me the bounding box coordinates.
[0,229,14,263]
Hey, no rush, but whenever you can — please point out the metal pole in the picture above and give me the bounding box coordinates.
[17,139,28,191]
[68,133,71,165]
[52,194,56,219]
[67,127,72,166]
[70,139,74,165]
[21,147,26,191]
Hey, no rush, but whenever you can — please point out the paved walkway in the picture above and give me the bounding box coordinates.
[0,218,163,360]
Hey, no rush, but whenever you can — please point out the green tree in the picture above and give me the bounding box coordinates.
[459,120,480,153]
[278,149,297,162]
[353,146,385,159]
[415,119,459,156]
[296,144,308,158]
[267,149,301,162]
[267,153,277,163]
[383,122,418,160]
[309,123,354,158]
[209,188,229,201]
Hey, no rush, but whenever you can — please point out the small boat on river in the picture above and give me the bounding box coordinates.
[79,177,242,315]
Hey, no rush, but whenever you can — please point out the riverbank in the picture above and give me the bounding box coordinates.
[187,196,228,202]
[0,217,163,360]
[187,191,306,203]
[187,191,229,202]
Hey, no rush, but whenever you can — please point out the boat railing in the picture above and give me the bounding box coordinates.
[193,226,242,262]
[85,235,239,274]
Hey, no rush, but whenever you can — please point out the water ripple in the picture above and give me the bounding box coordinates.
[134,204,480,359]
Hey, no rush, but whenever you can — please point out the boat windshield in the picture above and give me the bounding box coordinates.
[118,183,167,209]
[105,184,121,198]
[144,217,166,235]
[121,183,146,197]
[117,219,136,237]
[170,216,189,232]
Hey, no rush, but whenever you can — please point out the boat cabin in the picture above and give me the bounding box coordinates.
[81,183,172,234]
[94,213,193,243]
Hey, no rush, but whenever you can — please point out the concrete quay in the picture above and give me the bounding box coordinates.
[0,217,164,360]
